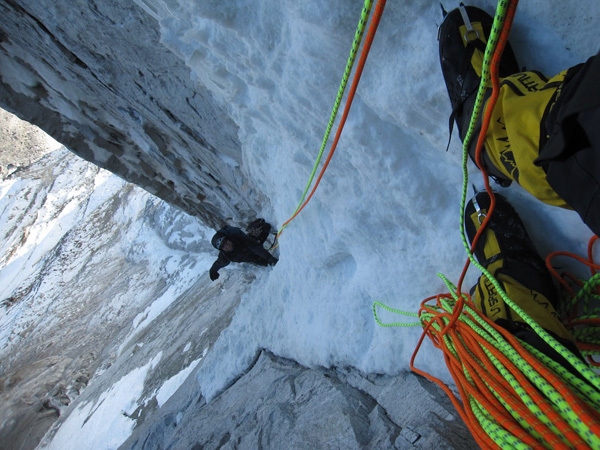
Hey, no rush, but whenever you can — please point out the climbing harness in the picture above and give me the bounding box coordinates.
[374,1,600,448]
[276,0,387,242]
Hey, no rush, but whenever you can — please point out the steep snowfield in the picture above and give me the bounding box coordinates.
[155,0,599,399]
[1,0,600,448]
[0,148,226,448]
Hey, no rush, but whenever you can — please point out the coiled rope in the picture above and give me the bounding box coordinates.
[547,236,600,366]
[276,0,387,241]
[374,1,600,448]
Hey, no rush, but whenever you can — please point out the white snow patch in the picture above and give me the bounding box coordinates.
[155,357,202,407]
[43,353,162,450]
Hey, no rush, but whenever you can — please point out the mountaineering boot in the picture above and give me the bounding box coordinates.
[438,3,519,185]
[465,191,554,307]
[465,191,581,365]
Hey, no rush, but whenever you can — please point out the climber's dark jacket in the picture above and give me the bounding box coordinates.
[209,226,277,280]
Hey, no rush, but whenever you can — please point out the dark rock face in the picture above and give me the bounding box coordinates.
[0,0,260,228]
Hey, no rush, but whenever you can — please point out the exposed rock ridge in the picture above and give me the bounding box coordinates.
[0,0,261,228]
[121,350,477,450]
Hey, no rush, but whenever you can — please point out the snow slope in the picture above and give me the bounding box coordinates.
[0,148,221,449]
[154,0,599,399]
[1,0,599,448]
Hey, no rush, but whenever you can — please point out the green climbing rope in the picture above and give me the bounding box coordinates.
[373,1,600,448]
[280,0,373,236]
[372,301,420,327]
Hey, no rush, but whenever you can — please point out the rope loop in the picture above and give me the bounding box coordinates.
[372,301,420,327]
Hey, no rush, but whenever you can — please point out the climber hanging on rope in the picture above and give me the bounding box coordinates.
[209,218,278,281]
[438,4,600,366]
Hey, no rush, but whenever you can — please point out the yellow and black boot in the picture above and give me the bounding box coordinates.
[465,191,581,366]
[438,3,519,187]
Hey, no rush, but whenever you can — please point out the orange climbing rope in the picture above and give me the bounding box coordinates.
[277,0,387,240]
[411,291,600,449]
[405,1,600,448]
[546,235,600,365]
[547,235,600,296]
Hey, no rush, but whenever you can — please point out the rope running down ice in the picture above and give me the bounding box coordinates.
[276,0,387,241]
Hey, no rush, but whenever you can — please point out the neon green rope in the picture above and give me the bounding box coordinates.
[285,0,373,224]
[372,301,420,327]
[373,1,600,447]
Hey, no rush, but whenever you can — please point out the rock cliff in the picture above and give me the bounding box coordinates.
[0,0,260,229]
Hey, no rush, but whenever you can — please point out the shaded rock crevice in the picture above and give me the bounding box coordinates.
[0,0,263,229]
